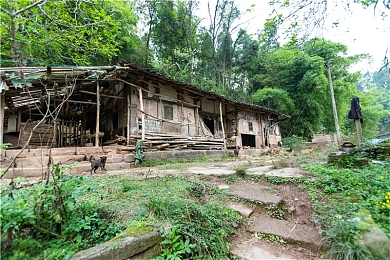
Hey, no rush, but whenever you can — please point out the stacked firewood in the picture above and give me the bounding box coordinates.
[111,133,224,152]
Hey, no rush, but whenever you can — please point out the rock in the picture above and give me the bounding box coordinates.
[218,184,230,190]
[288,206,296,213]
[188,167,236,176]
[354,211,390,259]
[70,231,162,260]
[226,202,254,217]
[263,168,303,178]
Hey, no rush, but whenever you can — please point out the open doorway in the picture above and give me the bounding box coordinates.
[203,118,215,134]
[241,134,256,147]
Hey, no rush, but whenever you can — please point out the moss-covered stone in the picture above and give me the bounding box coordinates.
[111,225,154,241]
[354,211,390,259]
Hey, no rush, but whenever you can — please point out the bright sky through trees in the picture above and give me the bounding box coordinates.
[197,0,389,72]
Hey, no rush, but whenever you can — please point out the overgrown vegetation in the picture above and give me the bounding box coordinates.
[1,160,244,259]
[90,173,243,259]
[1,164,123,259]
[306,152,390,258]
[3,146,390,259]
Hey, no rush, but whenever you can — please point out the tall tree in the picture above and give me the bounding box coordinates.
[0,0,139,66]
[140,0,200,82]
[250,39,368,138]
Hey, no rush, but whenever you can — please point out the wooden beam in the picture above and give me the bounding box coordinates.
[79,90,125,99]
[53,99,96,105]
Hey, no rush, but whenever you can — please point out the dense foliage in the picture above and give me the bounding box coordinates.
[0,0,140,66]
[0,164,123,259]
[1,0,389,137]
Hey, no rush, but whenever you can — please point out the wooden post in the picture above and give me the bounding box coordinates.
[80,118,86,146]
[17,108,21,132]
[53,119,57,147]
[127,84,131,145]
[60,120,64,147]
[326,63,342,146]
[0,93,4,145]
[138,88,145,140]
[355,119,363,146]
[95,78,100,147]
[195,107,199,136]
[219,102,226,150]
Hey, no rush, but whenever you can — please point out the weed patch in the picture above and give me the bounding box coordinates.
[306,160,390,257]
[1,164,123,259]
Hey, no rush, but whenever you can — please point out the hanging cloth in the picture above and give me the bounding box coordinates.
[347,96,363,123]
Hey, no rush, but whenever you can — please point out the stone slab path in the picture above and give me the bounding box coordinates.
[230,243,295,260]
[229,188,284,206]
[188,167,236,175]
[247,216,323,251]
[263,168,304,178]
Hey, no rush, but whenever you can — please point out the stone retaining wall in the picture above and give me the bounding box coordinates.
[1,147,268,179]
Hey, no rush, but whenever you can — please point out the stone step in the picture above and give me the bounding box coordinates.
[228,182,283,206]
[247,215,323,251]
[226,202,254,217]
[230,242,295,260]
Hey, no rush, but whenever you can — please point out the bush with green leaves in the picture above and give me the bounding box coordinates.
[0,164,123,259]
[282,135,306,150]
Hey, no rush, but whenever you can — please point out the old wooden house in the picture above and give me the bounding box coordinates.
[0,62,289,152]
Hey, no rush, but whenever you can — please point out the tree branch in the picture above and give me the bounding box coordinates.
[37,4,105,29]
[14,0,46,16]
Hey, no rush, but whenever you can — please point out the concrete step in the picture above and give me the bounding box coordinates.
[247,215,323,251]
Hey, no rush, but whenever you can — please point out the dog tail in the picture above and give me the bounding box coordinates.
[89,156,93,163]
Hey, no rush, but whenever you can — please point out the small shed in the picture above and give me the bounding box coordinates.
[0,62,289,151]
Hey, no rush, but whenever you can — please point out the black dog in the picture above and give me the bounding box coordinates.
[234,146,240,158]
[89,156,107,174]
